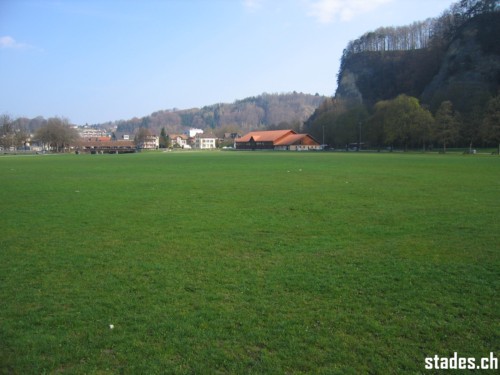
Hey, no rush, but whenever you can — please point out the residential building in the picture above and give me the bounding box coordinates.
[78,127,108,138]
[186,128,204,138]
[138,135,159,150]
[194,134,217,149]
[170,134,189,148]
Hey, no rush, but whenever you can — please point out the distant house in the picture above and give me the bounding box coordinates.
[224,132,240,139]
[194,134,217,149]
[137,135,159,150]
[185,128,204,138]
[170,134,189,148]
[235,130,321,151]
[78,127,109,138]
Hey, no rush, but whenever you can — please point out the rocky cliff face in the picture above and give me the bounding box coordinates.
[335,12,500,113]
[421,12,500,112]
[336,48,443,107]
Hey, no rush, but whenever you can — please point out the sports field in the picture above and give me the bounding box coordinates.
[0,151,498,373]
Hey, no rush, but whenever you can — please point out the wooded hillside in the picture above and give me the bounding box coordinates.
[108,92,327,137]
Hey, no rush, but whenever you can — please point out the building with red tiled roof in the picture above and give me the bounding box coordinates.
[76,140,136,154]
[235,130,321,151]
[169,134,189,148]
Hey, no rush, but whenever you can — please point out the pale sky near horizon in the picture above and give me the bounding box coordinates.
[1,0,454,125]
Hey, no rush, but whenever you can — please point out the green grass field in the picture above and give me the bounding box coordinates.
[1,151,498,374]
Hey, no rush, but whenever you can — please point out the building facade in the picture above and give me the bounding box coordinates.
[235,130,321,150]
[186,128,204,138]
[137,135,159,150]
[170,134,188,148]
[194,134,217,149]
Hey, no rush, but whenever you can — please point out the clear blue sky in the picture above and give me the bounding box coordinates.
[0,0,453,125]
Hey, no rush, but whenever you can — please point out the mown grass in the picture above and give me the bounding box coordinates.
[0,151,498,374]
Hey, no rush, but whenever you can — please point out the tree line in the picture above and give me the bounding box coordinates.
[338,0,498,87]
[1,115,79,152]
[0,114,31,150]
[344,19,436,56]
[113,92,326,136]
[342,0,497,56]
[304,94,500,152]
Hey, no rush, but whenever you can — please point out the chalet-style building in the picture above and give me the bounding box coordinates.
[235,130,321,151]
[170,134,189,148]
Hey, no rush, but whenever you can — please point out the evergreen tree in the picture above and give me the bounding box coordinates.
[160,127,169,148]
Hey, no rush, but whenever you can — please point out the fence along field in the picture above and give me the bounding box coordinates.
[0,151,498,373]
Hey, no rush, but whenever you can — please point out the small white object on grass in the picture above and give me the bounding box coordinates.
[109,324,114,329]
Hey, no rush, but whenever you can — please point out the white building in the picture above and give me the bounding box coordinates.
[138,135,159,150]
[78,127,108,138]
[194,134,217,149]
[186,128,204,138]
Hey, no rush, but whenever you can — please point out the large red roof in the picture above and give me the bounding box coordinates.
[235,130,296,143]
[235,130,320,147]
[274,134,305,146]
[77,140,135,148]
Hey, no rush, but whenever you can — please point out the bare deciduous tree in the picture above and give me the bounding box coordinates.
[34,117,79,152]
[134,127,152,147]
[1,114,31,150]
